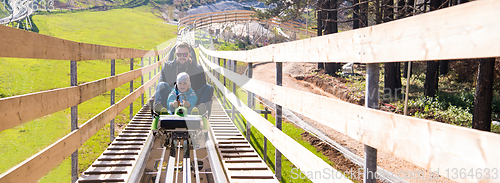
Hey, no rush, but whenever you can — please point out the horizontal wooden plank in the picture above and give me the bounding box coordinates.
[200,0,500,63]
[114,137,147,141]
[84,170,128,175]
[125,125,151,128]
[129,121,151,124]
[0,25,170,60]
[98,155,137,161]
[120,130,149,134]
[224,162,268,167]
[0,52,169,133]
[210,125,237,128]
[102,151,139,156]
[216,137,246,141]
[92,163,133,167]
[227,167,268,170]
[201,48,500,182]
[220,149,255,153]
[210,115,229,117]
[78,174,127,182]
[229,171,275,179]
[224,159,263,163]
[217,140,249,144]
[117,134,148,137]
[107,146,142,150]
[221,154,258,158]
[84,165,133,173]
[0,70,161,183]
[213,130,241,133]
[111,142,144,146]
[219,144,251,148]
[211,127,239,131]
[214,133,242,136]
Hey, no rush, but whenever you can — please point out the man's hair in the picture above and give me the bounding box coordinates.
[176,42,191,52]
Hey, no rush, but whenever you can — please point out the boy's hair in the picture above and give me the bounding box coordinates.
[176,72,191,87]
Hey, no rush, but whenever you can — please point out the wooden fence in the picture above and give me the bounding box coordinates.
[0,24,170,183]
[194,0,500,182]
[179,10,317,37]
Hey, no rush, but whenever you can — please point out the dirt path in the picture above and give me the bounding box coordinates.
[252,62,454,183]
[252,62,338,99]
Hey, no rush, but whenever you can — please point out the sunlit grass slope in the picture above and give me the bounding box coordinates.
[0,5,177,182]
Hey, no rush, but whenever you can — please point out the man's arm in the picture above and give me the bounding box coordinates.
[158,61,176,85]
[158,62,167,83]
[191,65,207,93]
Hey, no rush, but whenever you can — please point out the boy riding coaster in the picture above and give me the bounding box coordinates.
[166,72,197,114]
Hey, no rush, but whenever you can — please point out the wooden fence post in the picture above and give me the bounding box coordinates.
[263,107,268,163]
[130,58,134,120]
[217,57,221,98]
[70,60,78,183]
[141,57,144,106]
[231,60,236,122]
[246,63,252,141]
[364,63,379,183]
[210,55,215,90]
[110,59,115,142]
[223,59,227,108]
[154,55,157,92]
[149,57,152,99]
[275,62,282,181]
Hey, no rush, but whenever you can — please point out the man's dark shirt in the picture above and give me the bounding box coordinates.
[158,59,206,93]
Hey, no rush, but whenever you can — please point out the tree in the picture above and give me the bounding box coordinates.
[253,0,344,75]
[322,0,341,75]
[424,61,439,97]
[251,0,310,21]
[317,0,325,69]
[424,0,446,97]
[353,0,368,29]
[472,58,495,132]
[402,0,414,78]
[382,0,402,96]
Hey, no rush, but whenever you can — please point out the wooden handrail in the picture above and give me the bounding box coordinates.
[0,45,170,132]
[179,10,316,36]
[199,47,500,182]
[191,15,315,36]
[0,25,169,60]
[0,71,161,183]
[199,0,500,63]
[199,53,352,183]
[179,10,254,25]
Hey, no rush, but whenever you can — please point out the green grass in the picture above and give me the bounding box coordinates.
[0,5,177,182]
[34,6,176,50]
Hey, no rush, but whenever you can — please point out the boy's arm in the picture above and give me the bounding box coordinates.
[187,91,198,111]
[166,92,176,110]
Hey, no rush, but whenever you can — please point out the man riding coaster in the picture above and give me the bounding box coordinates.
[154,42,214,115]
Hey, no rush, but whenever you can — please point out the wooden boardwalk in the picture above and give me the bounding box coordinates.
[78,105,154,183]
[209,98,279,183]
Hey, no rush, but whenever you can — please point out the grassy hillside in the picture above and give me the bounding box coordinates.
[0,5,177,182]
